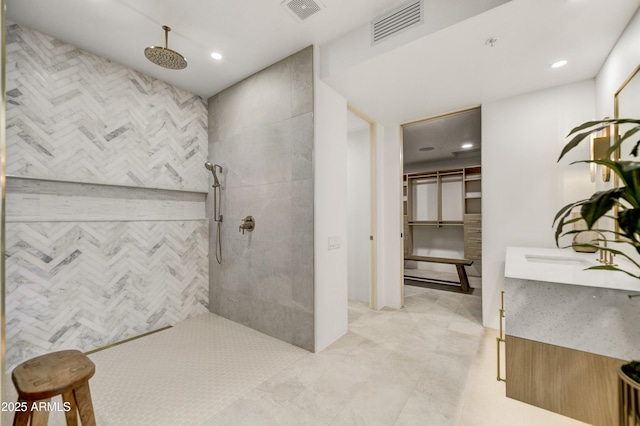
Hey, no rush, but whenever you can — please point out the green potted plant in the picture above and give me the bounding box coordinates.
[553,118,640,423]
[553,118,640,279]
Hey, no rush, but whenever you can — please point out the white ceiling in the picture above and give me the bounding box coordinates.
[5,0,406,99]
[324,0,640,123]
[403,108,481,165]
[5,0,640,127]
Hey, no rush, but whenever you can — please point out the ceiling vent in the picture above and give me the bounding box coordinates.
[372,0,423,45]
[281,0,324,21]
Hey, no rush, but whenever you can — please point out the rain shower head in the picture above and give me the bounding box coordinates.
[205,162,221,187]
[144,25,187,70]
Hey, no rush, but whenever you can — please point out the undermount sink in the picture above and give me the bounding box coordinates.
[525,254,591,266]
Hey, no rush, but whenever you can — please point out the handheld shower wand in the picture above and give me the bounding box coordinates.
[205,162,223,264]
[204,162,222,188]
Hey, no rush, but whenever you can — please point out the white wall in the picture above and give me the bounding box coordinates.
[314,73,349,352]
[347,126,371,303]
[482,79,596,329]
[596,8,640,119]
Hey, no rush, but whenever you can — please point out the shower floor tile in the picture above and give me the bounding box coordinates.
[5,313,308,426]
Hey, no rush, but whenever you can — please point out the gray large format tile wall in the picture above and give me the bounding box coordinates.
[208,46,314,351]
[5,24,209,371]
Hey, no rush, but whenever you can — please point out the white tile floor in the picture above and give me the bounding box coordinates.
[6,286,589,425]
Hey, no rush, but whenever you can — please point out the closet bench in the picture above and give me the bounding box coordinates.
[404,255,473,293]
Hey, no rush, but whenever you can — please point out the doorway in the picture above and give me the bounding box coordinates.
[347,105,377,309]
[401,107,482,295]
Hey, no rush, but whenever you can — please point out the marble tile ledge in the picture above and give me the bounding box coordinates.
[7,174,209,194]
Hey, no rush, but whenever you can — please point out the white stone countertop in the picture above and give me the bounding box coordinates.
[505,246,639,292]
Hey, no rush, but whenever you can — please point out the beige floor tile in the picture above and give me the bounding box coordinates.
[395,392,460,426]
[332,380,413,426]
[201,388,327,426]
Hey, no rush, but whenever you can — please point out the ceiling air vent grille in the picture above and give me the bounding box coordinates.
[372,0,423,45]
[282,0,323,21]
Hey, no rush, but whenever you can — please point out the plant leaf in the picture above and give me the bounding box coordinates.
[559,125,611,161]
[553,200,587,225]
[605,125,640,158]
[585,265,640,280]
[573,160,640,207]
[579,188,625,229]
[561,118,640,161]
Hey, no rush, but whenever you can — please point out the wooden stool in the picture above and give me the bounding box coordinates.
[11,350,96,426]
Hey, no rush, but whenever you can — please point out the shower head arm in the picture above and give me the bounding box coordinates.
[163,25,170,48]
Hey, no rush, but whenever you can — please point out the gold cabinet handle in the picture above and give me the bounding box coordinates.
[496,337,505,382]
[497,291,506,382]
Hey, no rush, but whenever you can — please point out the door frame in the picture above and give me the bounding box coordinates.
[347,104,378,309]
[399,106,481,304]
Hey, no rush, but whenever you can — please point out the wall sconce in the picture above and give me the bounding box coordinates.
[590,121,611,182]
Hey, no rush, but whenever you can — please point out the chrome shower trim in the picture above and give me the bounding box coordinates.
[205,162,223,264]
[204,162,222,188]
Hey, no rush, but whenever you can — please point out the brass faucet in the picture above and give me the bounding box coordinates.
[595,231,616,266]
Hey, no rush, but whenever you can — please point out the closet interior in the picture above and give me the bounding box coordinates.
[402,108,482,293]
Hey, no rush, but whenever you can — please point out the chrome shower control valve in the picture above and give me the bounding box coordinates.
[239,216,255,234]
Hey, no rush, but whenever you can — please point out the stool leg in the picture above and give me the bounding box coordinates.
[62,391,78,426]
[12,400,31,426]
[73,382,96,426]
[30,399,50,426]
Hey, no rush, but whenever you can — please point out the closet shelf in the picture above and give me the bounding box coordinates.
[409,221,464,227]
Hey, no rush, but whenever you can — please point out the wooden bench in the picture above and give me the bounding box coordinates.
[404,255,474,293]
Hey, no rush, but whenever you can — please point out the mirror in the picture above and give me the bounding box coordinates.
[615,64,640,163]
[613,64,640,239]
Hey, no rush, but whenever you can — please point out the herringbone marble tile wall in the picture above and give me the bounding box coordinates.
[5,221,209,371]
[6,23,208,191]
[5,23,210,371]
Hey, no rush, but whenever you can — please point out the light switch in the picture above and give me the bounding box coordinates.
[328,235,341,250]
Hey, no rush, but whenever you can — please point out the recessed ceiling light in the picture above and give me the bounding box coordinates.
[419,147,434,152]
[461,143,473,149]
[550,60,567,69]
[211,52,223,60]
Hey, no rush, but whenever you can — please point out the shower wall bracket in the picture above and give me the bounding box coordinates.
[239,216,255,234]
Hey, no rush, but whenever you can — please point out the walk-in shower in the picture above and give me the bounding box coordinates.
[205,162,223,264]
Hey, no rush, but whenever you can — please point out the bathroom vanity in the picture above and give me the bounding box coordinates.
[503,247,640,426]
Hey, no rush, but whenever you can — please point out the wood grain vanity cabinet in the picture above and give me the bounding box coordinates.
[502,247,638,426]
[505,335,623,426]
